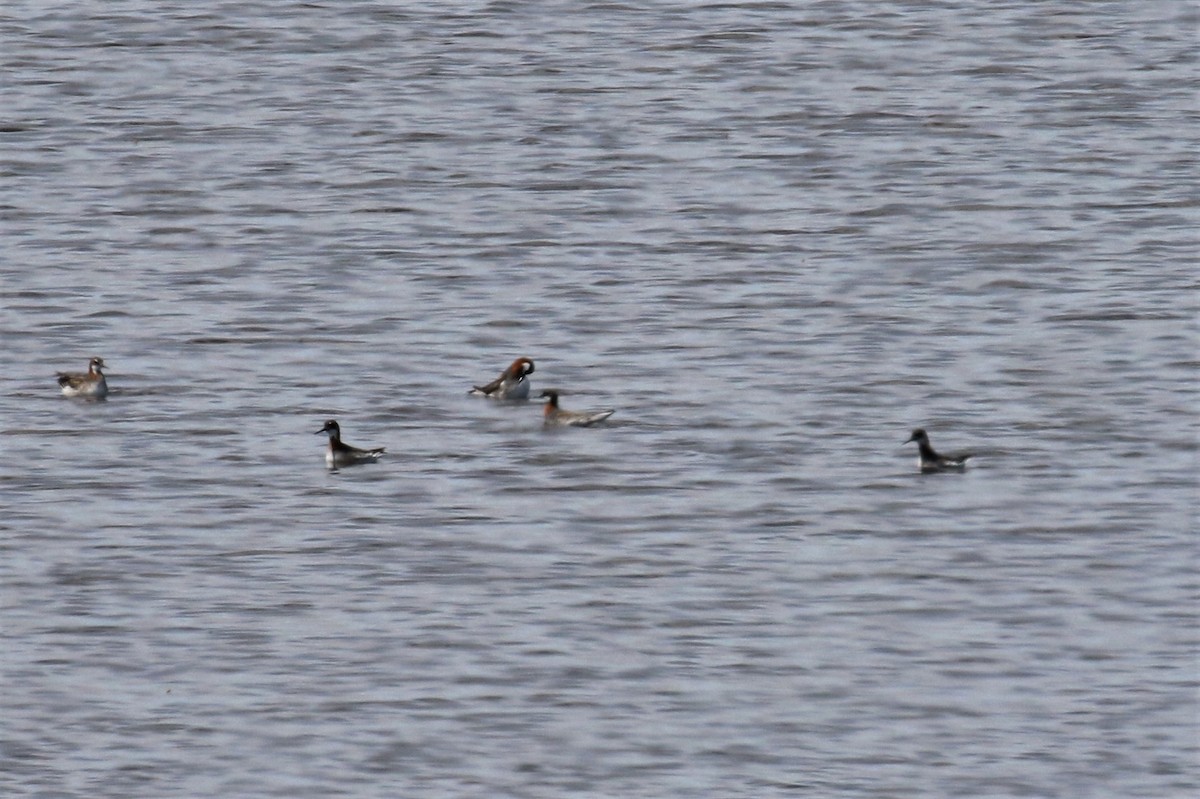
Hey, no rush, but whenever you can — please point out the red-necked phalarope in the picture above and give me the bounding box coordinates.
[540,389,614,427]
[57,356,108,398]
[315,419,385,469]
[470,357,535,400]
[905,428,972,472]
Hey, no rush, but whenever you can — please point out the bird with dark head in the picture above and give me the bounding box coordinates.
[315,419,385,469]
[904,428,971,472]
[540,389,615,427]
[57,356,108,398]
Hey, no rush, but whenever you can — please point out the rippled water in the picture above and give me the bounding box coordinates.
[2,2,1197,797]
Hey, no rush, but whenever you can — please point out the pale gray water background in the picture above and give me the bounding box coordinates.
[1,1,1197,797]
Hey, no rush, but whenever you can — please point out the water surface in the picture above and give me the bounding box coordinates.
[2,2,1197,797]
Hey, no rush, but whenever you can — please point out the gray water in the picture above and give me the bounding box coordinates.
[2,2,1197,797]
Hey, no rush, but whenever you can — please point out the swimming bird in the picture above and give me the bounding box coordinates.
[540,389,614,427]
[904,428,971,472]
[315,419,385,469]
[470,357,535,400]
[57,356,108,398]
